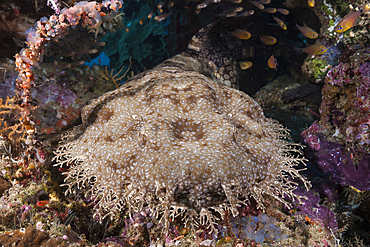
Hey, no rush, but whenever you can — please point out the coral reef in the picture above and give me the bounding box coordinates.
[301,0,370,84]
[295,187,338,230]
[231,214,287,243]
[253,75,322,142]
[0,177,11,196]
[5,0,370,245]
[301,30,370,244]
[0,227,64,246]
[103,0,323,96]
[303,45,370,166]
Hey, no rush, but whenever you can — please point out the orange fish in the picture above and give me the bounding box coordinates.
[154,11,172,22]
[229,29,251,40]
[334,9,363,33]
[264,8,277,13]
[300,45,327,55]
[273,16,287,30]
[260,35,277,45]
[36,200,49,207]
[239,61,253,70]
[277,8,289,15]
[148,10,153,19]
[296,23,318,39]
[268,55,278,70]
[157,1,165,12]
[307,0,315,7]
[305,216,313,224]
[251,1,264,10]
[363,3,370,13]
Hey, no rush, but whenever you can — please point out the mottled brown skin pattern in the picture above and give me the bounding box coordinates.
[55,24,310,233]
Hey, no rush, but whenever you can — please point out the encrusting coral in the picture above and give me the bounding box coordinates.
[54,21,311,233]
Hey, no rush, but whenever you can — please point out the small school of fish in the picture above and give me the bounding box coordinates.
[146,0,370,71]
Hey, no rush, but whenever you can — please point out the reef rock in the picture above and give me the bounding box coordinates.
[0,227,63,246]
[0,176,11,196]
[54,25,310,232]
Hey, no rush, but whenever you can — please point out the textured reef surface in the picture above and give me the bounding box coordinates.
[1,0,370,246]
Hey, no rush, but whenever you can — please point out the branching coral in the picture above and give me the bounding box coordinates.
[7,0,124,178]
[0,97,27,150]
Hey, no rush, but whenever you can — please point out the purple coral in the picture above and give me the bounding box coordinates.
[0,71,17,99]
[316,137,370,191]
[359,62,370,77]
[325,62,352,87]
[295,188,338,230]
[33,85,77,108]
[355,77,370,114]
[301,121,321,150]
[302,45,370,191]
